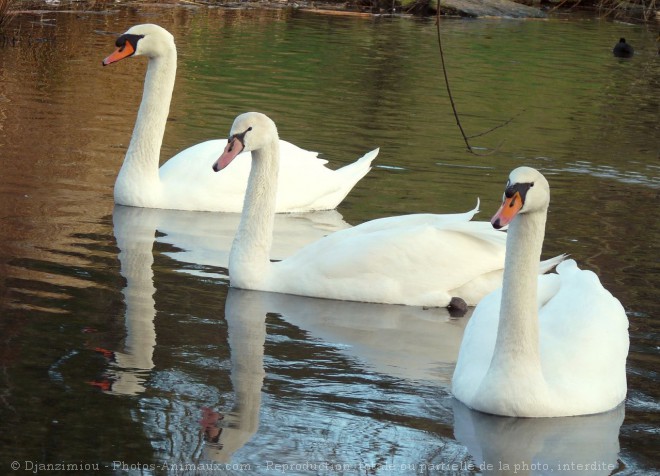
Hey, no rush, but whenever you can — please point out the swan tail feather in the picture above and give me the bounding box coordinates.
[335,148,379,179]
[538,253,568,274]
[317,148,379,209]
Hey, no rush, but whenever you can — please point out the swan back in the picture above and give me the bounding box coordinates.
[538,260,629,411]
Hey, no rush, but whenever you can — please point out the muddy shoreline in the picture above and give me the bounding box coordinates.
[5,0,563,19]
[4,0,656,24]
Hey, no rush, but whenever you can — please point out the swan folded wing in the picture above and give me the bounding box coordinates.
[317,200,482,241]
[271,220,507,306]
[274,140,332,210]
[451,288,502,403]
[276,161,345,211]
[538,260,629,412]
[158,139,251,212]
[158,139,329,212]
[275,146,377,212]
[277,140,326,165]
[538,253,567,274]
[305,148,378,211]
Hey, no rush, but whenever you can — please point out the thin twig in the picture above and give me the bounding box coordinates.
[434,8,474,153]
[434,4,520,156]
[466,110,525,140]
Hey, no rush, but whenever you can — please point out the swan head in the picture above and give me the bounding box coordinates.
[491,167,550,229]
[212,112,278,172]
[102,24,175,66]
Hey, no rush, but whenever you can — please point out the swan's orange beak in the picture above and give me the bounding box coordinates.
[491,192,523,229]
[102,42,136,66]
[212,137,244,172]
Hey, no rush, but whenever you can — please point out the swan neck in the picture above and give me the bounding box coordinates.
[229,141,279,287]
[119,50,177,192]
[492,209,547,368]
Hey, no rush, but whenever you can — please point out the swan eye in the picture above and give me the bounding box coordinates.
[504,182,533,203]
[115,33,144,53]
[229,126,254,150]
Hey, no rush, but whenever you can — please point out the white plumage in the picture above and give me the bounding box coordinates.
[452,167,629,417]
[103,24,377,212]
[213,113,562,307]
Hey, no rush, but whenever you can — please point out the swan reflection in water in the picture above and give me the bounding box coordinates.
[200,288,625,467]
[205,289,625,467]
[103,205,159,394]
[204,287,468,461]
[453,400,624,476]
[140,206,351,280]
[106,204,624,468]
[103,204,349,395]
[202,289,266,462]
[107,204,470,460]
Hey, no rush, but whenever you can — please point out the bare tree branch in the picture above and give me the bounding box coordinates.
[435,7,521,156]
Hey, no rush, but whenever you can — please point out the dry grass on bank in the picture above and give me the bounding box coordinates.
[596,0,658,21]
[0,0,657,23]
[550,0,658,22]
[0,0,16,32]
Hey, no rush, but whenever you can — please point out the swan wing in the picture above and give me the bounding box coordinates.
[274,147,378,212]
[453,260,629,415]
[158,140,375,212]
[538,260,629,412]
[318,199,482,240]
[271,211,507,306]
[158,139,248,212]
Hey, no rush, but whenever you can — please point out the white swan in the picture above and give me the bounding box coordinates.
[452,167,629,417]
[102,24,378,212]
[211,112,563,307]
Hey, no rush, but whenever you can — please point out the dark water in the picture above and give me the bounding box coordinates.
[0,5,658,475]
